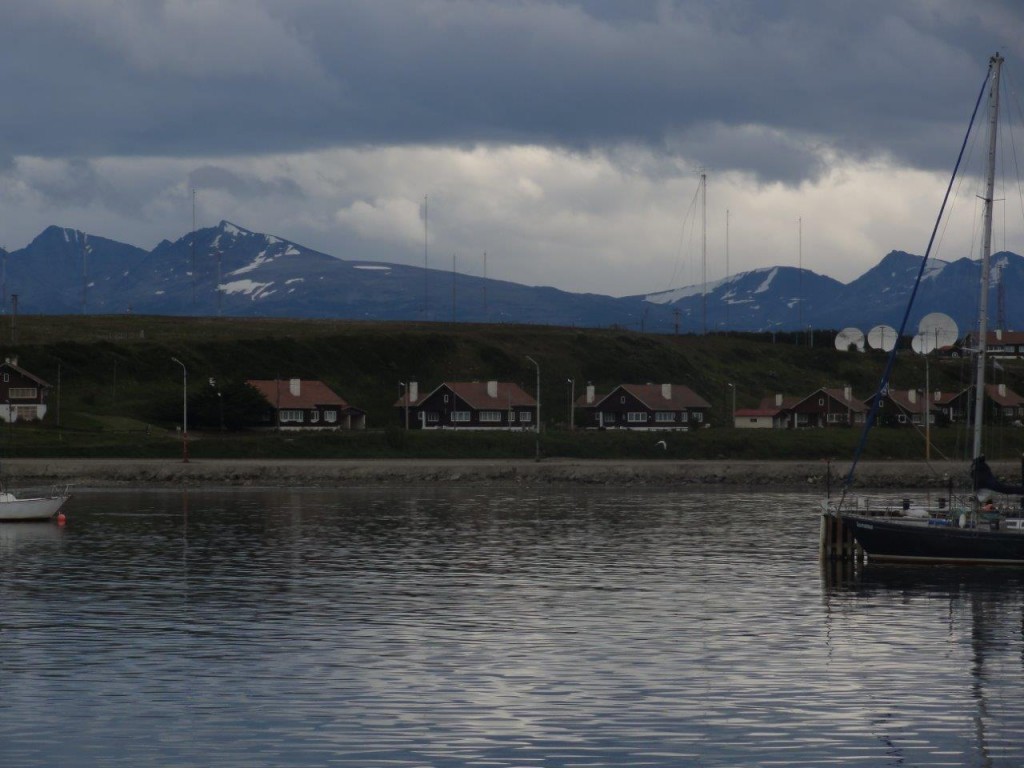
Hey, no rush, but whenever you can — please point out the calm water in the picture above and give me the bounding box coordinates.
[1,487,1023,767]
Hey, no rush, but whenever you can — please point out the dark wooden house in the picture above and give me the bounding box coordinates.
[985,383,1024,425]
[0,357,52,423]
[866,388,938,427]
[247,378,366,430]
[576,383,712,430]
[394,381,537,430]
[791,386,866,427]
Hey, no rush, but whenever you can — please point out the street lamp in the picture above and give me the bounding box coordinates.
[567,378,575,431]
[171,357,188,463]
[727,383,736,428]
[399,382,410,429]
[526,355,540,460]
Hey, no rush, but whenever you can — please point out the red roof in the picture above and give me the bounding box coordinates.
[756,395,800,412]
[396,381,535,409]
[985,383,1024,406]
[248,379,351,410]
[579,383,711,410]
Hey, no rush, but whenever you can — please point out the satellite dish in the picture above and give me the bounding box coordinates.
[835,327,865,352]
[916,312,959,354]
[867,324,897,352]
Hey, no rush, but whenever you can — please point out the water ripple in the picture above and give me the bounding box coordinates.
[0,488,1021,766]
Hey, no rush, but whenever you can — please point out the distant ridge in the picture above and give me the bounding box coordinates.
[1,221,1017,333]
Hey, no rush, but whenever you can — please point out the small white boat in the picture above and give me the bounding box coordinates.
[0,488,70,522]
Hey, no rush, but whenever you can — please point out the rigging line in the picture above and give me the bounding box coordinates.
[841,59,993,499]
[665,181,702,292]
[1002,68,1024,241]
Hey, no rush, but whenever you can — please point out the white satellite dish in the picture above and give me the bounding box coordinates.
[835,327,865,352]
[867,324,897,352]
[916,312,959,354]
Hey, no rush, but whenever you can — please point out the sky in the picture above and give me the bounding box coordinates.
[1,0,1023,297]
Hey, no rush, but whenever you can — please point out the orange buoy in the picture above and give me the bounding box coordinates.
[57,512,66,526]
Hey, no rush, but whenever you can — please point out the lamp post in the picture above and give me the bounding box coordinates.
[399,382,410,429]
[567,378,575,431]
[526,355,540,460]
[171,357,188,463]
[727,383,736,427]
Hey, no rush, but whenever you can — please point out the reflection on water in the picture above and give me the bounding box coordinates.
[0,487,1022,767]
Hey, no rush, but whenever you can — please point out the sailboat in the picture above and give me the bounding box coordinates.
[0,487,70,522]
[827,53,1024,565]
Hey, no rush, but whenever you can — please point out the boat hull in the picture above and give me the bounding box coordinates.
[841,514,1024,565]
[0,495,69,522]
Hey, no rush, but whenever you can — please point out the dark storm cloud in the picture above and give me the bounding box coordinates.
[1,1,1020,185]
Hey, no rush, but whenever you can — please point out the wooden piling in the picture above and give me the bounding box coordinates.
[819,511,862,563]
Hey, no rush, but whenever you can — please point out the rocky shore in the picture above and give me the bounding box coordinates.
[0,457,989,490]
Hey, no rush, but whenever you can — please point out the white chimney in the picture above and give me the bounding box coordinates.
[999,383,1007,397]
[586,384,595,404]
[844,385,852,401]
[996,329,1003,341]
[410,381,419,402]
[934,390,941,402]
[908,389,916,404]
[661,383,671,399]
[487,380,498,398]
[775,393,783,407]
[289,378,301,397]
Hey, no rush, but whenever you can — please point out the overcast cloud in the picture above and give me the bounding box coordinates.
[0,0,1022,296]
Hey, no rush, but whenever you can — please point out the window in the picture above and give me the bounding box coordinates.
[324,410,337,423]
[680,412,689,422]
[692,412,703,423]
[310,411,320,423]
[443,394,450,403]
[280,409,304,423]
[826,412,844,423]
[627,412,647,423]
[620,396,626,404]
[8,388,36,399]
[818,398,824,406]
[480,411,502,423]
[601,413,615,423]
[426,412,439,423]
[655,412,675,423]
[451,411,470,422]
[520,411,533,423]
[508,411,517,422]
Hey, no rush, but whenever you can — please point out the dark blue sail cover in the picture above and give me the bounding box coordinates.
[971,456,1024,496]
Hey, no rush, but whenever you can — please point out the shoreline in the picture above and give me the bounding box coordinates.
[0,457,987,490]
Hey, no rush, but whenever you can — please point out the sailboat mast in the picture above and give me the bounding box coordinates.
[971,52,1003,459]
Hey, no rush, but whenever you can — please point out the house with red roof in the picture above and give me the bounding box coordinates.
[865,388,937,427]
[0,356,52,423]
[247,378,366,430]
[985,382,1024,425]
[393,381,537,430]
[791,386,866,427]
[576,383,711,430]
[733,394,799,429]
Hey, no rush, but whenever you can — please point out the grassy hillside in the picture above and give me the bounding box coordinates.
[0,314,1015,461]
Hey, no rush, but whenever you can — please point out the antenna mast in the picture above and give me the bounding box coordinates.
[701,170,707,335]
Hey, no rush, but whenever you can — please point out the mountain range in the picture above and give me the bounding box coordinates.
[0,220,1013,336]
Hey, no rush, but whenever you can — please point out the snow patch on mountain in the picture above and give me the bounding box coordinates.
[222,279,274,299]
[755,268,778,294]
